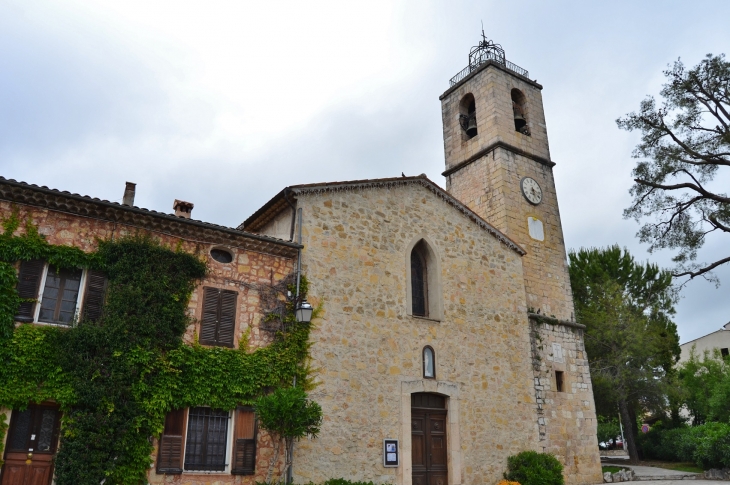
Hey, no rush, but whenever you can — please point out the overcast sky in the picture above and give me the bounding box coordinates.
[1,0,728,343]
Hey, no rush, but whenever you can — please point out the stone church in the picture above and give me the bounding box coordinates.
[242,37,603,485]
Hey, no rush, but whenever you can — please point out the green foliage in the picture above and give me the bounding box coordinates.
[596,416,621,445]
[568,246,680,461]
[256,386,322,484]
[504,451,564,485]
[0,214,314,485]
[0,413,7,467]
[638,422,730,469]
[617,54,730,283]
[255,387,322,442]
[676,347,730,424]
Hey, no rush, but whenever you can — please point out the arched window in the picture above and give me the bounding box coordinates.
[511,88,530,135]
[407,237,442,321]
[411,241,429,317]
[459,93,477,139]
[423,346,435,379]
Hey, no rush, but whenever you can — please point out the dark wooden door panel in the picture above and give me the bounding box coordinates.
[429,473,448,485]
[411,433,425,468]
[26,464,51,485]
[411,406,448,485]
[1,461,26,485]
[412,473,427,485]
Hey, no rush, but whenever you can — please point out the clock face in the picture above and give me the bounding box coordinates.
[521,177,543,205]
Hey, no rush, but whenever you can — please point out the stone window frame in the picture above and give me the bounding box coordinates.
[405,236,443,322]
[552,364,569,394]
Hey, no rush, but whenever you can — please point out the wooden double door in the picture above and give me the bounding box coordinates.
[1,404,61,485]
[411,393,447,485]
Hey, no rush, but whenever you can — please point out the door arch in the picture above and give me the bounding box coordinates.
[411,393,447,485]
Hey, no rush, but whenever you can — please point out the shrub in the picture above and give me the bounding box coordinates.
[637,422,730,469]
[504,451,564,485]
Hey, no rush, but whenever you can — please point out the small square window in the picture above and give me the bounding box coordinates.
[721,348,729,359]
[555,371,564,392]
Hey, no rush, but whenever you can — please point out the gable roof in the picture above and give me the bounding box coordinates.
[240,174,526,256]
[0,176,301,258]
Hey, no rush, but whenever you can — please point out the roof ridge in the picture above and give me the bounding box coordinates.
[0,176,301,252]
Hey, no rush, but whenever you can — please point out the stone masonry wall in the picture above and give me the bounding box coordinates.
[283,183,541,485]
[528,317,602,485]
[0,201,296,485]
[446,150,575,321]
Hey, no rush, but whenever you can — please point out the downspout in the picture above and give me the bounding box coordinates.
[283,187,297,242]
[288,206,303,485]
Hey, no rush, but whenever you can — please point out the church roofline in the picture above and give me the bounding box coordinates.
[240,174,526,256]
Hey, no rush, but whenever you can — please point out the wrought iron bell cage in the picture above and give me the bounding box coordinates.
[448,32,530,87]
[469,36,505,70]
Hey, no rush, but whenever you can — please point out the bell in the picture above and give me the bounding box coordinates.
[466,117,478,137]
[514,113,527,131]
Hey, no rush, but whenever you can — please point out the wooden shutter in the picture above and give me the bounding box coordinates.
[16,259,44,322]
[199,287,237,347]
[82,270,108,322]
[157,409,185,474]
[200,287,220,345]
[231,407,257,475]
[218,290,237,347]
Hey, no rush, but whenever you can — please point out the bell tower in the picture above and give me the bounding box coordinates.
[440,35,574,321]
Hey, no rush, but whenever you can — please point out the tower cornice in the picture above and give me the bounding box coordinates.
[440,59,542,101]
[442,141,555,178]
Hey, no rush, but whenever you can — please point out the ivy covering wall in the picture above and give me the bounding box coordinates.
[0,212,312,484]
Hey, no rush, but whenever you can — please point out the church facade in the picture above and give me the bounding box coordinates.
[242,38,603,485]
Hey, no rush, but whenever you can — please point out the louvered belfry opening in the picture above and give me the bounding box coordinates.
[411,241,429,317]
[200,287,238,347]
[184,407,229,472]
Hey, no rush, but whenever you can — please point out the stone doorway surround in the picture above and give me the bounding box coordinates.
[399,379,461,485]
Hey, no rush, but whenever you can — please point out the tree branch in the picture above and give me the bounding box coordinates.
[673,255,730,280]
[634,179,730,203]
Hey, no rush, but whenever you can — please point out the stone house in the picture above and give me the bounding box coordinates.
[240,37,603,485]
[679,322,730,363]
[0,178,299,485]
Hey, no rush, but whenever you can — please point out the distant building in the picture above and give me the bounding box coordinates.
[679,322,730,362]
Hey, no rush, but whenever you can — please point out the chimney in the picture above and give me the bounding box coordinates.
[173,199,194,219]
[122,182,136,206]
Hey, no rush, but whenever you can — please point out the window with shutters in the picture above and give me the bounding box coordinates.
[184,407,230,472]
[15,260,108,325]
[231,407,257,475]
[200,287,238,347]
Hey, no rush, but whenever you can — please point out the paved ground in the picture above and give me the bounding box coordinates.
[595,481,724,485]
[621,465,699,477]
